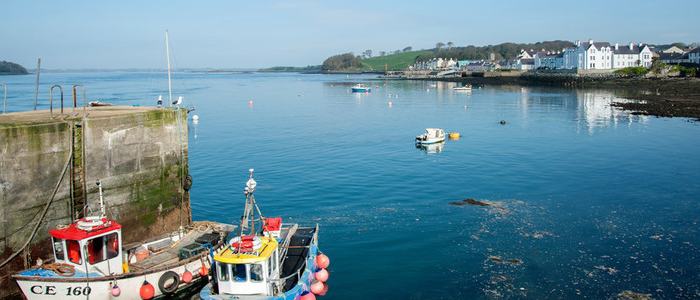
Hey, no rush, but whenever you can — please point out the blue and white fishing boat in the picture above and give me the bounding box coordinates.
[200,170,329,300]
[351,84,371,93]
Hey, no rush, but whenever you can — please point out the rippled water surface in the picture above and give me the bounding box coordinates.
[3,72,700,299]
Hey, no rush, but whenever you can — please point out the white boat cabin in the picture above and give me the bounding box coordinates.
[214,218,283,296]
[49,216,124,276]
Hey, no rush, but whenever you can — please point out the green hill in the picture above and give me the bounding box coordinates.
[0,61,29,75]
[362,50,432,71]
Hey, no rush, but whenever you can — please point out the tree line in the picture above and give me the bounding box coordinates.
[322,53,363,71]
[0,61,29,75]
[415,40,575,62]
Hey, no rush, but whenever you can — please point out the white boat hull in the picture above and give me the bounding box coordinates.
[15,260,207,300]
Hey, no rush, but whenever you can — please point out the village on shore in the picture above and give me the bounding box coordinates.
[403,39,699,76]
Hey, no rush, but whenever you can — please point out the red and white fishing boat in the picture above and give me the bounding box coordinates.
[12,180,235,300]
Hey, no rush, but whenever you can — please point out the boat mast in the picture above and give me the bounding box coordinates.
[165,30,172,108]
[240,169,264,235]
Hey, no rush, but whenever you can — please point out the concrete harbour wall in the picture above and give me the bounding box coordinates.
[0,106,190,299]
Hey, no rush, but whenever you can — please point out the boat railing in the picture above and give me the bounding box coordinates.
[277,224,298,264]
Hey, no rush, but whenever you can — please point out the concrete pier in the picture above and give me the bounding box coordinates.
[0,106,190,299]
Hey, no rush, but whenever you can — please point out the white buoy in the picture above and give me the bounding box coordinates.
[192,115,199,121]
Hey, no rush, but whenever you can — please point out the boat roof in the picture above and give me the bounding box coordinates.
[48,218,121,240]
[215,236,278,264]
[425,128,444,132]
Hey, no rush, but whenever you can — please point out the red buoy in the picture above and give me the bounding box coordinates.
[315,268,329,282]
[140,280,155,299]
[200,265,209,276]
[300,291,316,300]
[310,279,324,294]
[111,284,121,296]
[182,270,193,283]
[316,254,330,269]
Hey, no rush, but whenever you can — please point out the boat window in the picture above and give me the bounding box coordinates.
[53,238,65,261]
[218,262,230,282]
[87,233,119,264]
[66,240,81,264]
[250,264,263,282]
[233,264,247,282]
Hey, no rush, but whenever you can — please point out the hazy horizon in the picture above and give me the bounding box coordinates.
[3,0,699,70]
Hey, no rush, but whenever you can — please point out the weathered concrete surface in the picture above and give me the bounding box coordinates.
[0,106,190,299]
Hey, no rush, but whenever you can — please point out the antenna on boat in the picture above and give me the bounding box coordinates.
[240,169,264,235]
[97,180,106,219]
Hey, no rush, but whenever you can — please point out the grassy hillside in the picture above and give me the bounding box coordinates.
[362,50,432,71]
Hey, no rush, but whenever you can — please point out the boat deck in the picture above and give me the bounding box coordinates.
[281,227,316,292]
[130,223,236,272]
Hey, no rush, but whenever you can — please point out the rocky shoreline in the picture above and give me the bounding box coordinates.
[417,74,700,120]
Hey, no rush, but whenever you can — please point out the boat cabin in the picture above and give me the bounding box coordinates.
[48,216,123,275]
[214,218,282,296]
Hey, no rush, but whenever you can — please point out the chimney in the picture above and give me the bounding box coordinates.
[629,42,634,50]
[589,39,593,45]
[615,42,619,50]
[639,42,643,48]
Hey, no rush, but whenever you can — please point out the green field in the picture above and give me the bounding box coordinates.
[361,50,432,71]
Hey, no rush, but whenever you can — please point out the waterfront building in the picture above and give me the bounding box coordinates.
[688,48,700,64]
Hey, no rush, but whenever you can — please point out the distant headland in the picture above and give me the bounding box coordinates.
[0,61,29,75]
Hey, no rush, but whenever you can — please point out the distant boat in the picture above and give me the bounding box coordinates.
[351,84,371,93]
[453,85,472,91]
[415,128,446,145]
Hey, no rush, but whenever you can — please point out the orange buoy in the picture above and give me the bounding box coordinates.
[319,282,329,296]
[317,254,330,269]
[310,279,324,294]
[200,265,209,276]
[249,101,253,106]
[140,280,155,299]
[182,270,193,283]
[388,101,392,107]
[315,268,329,282]
[449,132,460,140]
[300,291,316,300]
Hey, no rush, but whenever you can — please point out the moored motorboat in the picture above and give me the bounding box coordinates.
[200,169,329,300]
[415,128,446,145]
[453,84,472,91]
[12,181,235,300]
[351,84,371,93]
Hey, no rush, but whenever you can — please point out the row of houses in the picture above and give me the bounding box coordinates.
[408,39,699,72]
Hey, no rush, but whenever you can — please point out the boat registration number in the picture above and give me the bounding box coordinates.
[30,285,92,296]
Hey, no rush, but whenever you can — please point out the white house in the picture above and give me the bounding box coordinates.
[611,42,653,68]
[688,48,700,64]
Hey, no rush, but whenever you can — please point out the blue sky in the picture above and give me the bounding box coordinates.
[2,0,698,69]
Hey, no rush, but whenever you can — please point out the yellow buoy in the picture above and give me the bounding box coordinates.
[449,132,460,140]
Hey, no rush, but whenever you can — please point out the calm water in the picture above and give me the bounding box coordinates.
[3,72,700,299]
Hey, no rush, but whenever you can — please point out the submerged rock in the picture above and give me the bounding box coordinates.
[616,290,654,300]
[450,198,491,206]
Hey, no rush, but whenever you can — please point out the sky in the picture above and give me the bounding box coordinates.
[2,0,699,70]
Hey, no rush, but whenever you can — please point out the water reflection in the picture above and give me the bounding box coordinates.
[516,87,649,132]
[415,141,445,153]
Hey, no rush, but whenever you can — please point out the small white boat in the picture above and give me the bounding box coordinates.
[13,181,235,300]
[453,85,472,91]
[351,84,371,93]
[415,128,446,145]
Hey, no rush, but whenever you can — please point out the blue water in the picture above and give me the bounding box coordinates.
[3,72,700,299]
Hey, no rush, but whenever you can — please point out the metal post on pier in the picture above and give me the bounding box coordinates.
[72,84,86,117]
[34,58,41,111]
[50,85,63,118]
[1,83,7,114]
